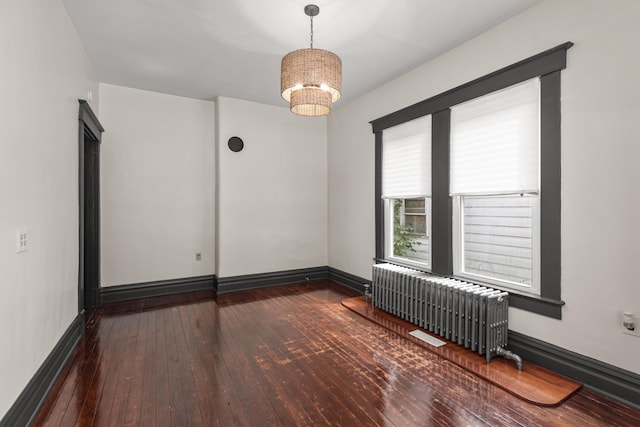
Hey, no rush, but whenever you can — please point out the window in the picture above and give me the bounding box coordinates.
[372,42,572,318]
[382,115,432,267]
[450,78,540,294]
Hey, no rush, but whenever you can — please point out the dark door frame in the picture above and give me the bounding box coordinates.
[78,100,104,312]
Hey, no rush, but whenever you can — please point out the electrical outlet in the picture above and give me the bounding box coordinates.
[622,312,640,337]
[195,252,202,261]
[16,227,28,253]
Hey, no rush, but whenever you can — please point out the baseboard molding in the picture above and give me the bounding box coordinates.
[508,331,640,410]
[327,267,370,293]
[215,266,371,295]
[101,275,215,304]
[0,312,84,427]
[216,267,328,294]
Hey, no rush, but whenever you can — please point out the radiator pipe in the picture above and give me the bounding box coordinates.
[496,347,523,371]
[363,283,372,308]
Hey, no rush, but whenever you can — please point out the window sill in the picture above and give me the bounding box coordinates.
[507,292,564,319]
[384,256,431,272]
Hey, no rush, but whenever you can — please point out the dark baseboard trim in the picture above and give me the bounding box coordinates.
[508,331,640,410]
[0,312,84,427]
[101,275,215,304]
[216,267,328,294]
[327,267,370,293]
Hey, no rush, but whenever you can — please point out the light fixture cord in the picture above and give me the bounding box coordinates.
[310,14,314,48]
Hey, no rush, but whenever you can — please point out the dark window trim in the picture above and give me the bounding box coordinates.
[374,131,384,259]
[539,70,562,303]
[371,42,572,319]
[431,109,452,276]
[371,42,573,133]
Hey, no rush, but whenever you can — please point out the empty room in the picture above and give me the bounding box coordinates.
[1,0,639,426]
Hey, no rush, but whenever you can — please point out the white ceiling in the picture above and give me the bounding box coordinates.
[62,0,540,109]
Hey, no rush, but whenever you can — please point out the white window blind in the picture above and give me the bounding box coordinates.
[382,115,431,198]
[450,78,540,195]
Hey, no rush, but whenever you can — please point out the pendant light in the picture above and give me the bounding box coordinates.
[281,4,342,116]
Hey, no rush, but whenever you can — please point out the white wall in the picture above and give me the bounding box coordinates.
[216,97,328,278]
[99,84,215,286]
[0,0,98,419]
[328,0,640,374]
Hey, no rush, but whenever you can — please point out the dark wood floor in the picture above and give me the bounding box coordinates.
[32,280,639,426]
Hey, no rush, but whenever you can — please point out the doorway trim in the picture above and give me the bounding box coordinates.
[78,100,104,312]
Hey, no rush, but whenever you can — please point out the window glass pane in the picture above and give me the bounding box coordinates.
[404,198,425,214]
[462,194,534,287]
[404,214,426,235]
[387,198,430,266]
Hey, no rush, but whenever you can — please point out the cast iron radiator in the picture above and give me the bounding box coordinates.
[372,263,523,370]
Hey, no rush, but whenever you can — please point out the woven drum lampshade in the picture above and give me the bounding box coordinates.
[290,86,332,116]
[280,5,342,116]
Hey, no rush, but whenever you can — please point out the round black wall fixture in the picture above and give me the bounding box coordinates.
[228,136,244,152]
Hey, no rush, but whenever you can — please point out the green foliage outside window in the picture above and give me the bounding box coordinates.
[393,200,422,257]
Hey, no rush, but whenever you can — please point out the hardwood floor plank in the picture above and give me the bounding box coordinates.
[104,314,140,426]
[178,301,235,426]
[31,281,640,427]
[172,306,206,426]
[239,290,387,426]
[88,314,133,426]
[138,310,158,426]
[86,312,131,426]
[122,310,150,427]
[228,298,343,425]
[152,309,172,426]
[164,306,200,427]
[55,315,116,427]
[175,303,218,426]
[211,304,286,425]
